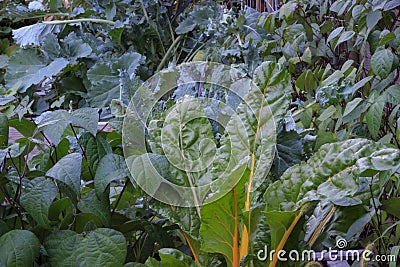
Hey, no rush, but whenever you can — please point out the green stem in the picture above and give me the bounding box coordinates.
[156,35,184,72]
[43,18,116,25]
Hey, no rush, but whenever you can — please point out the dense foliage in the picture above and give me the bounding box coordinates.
[0,0,399,266]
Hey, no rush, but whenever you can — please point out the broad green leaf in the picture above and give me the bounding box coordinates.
[44,230,82,267]
[74,228,126,267]
[71,108,99,136]
[381,198,400,218]
[5,49,69,92]
[343,97,363,117]
[378,32,396,47]
[335,31,355,49]
[8,118,36,138]
[12,23,63,47]
[264,211,298,249]
[45,228,126,267]
[85,52,143,108]
[62,32,92,62]
[200,168,248,267]
[271,128,302,179]
[366,10,382,31]
[77,190,111,226]
[321,70,344,86]
[385,0,400,10]
[264,139,400,212]
[371,49,394,78]
[79,132,112,171]
[318,105,336,121]
[95,153,129,196]
[20,177,57,227]
[384,84,400,105]
[252,61,292,123]
[0,113,8,147]
[35,110,70,146]
[327,26,344,43]
[46,153,82,196]
[366,101,384,138]
[0,230,40,267]
[156,248,198,266]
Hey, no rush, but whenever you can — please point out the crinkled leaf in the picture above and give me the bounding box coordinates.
[264,139,400,212]
[45,228,126,267]
[20,177,57,228]
[0,230,40,267]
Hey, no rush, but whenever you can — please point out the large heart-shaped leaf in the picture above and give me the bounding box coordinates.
[46,153,82,196]
[45,228,126,267]
[0,230,40,267]
[20,177,58,228]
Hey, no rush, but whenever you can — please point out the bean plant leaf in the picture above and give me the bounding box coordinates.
[44,228,126,267]
[70,108,99,136]
[79,133,112,171]
[371,49,394,78]
[95,153,130,196]
[35,110,70,146]
[5,49,69,92]
[0,230,41,267]
[46,153,82,196]
[0,113,8,147]
[20,177,58,228]
[77,190,111,226]
[366,101,384,138]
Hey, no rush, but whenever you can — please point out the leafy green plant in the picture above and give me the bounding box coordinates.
[0,0,399,266]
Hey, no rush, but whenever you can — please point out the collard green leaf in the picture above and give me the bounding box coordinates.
[85,52,143,108]
[62,32,92,62]
[95,153,129,196]
[5,49,69,92]
[46,153,82,196]
[0,230,40,267]
[20,177,57,228]
[12,23,64,47]
[77,190,111,226]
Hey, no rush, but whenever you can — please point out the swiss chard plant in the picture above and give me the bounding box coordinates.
[0,0,400,266]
